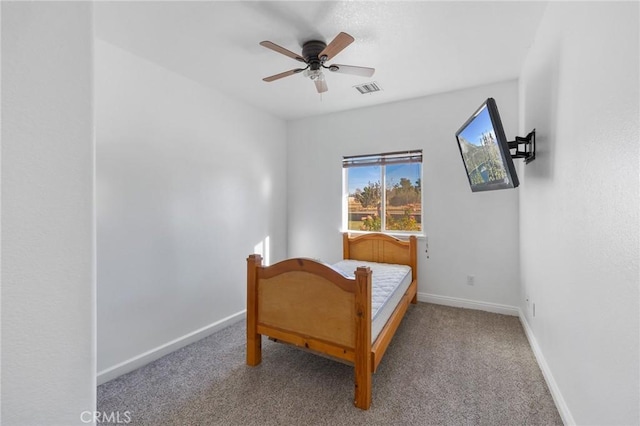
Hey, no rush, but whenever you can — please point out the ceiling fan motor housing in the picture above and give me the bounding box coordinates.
[302,40,327,70]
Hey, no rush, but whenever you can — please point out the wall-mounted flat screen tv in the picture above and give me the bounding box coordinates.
[455,98,519,192]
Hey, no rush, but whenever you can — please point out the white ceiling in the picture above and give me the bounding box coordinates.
[95,1,548,121]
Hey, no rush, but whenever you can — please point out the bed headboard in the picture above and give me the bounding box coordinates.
[342,233,418,280]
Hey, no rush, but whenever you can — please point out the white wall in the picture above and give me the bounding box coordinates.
[95,40,288,378]
[1,2,96,425]
[519,2,639,424]
[287,81,522,311]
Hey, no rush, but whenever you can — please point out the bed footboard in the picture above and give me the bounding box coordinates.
[246,254,373,409]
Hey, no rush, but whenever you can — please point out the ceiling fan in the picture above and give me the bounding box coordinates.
[260,32,375,94]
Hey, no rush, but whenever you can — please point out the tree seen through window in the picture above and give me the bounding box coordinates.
[344,153,422,233]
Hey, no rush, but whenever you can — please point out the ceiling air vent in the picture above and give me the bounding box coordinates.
[354,81,381,94]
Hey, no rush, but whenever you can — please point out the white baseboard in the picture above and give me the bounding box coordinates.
[518,310,574,425]
[417,292,519,316]
[97,310,246,385]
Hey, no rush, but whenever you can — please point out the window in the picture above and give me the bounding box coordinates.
[343,150,422,234]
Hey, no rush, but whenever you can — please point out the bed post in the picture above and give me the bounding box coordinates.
[409,235,418,304]
[354,266,372,410]
[246,254,263,366]
[343,232,350,260]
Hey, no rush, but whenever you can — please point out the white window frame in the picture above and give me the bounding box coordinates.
[342,150,423,236]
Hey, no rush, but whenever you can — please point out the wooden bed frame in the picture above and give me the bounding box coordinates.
[246,232,418,410]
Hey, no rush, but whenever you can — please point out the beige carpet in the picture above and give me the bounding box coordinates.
[98,303,562,425]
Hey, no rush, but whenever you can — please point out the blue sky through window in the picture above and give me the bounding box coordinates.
[348,163,421,194]
[348,166,380,194]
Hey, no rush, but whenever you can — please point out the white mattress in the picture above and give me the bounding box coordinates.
[331,259,413,343]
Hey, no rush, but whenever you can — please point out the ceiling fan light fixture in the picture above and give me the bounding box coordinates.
[303,68,323,80]
[314,72,328,93]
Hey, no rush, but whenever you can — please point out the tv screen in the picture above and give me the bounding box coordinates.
[455,98,519,192]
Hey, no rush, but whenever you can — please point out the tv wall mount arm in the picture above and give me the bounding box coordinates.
[508,129,536,164]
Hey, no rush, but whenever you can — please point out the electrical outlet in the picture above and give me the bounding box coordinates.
[424,236,430,258]
[467,275,475,286]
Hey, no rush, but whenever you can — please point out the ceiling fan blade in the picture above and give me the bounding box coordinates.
[260,41,305,63]
[263,68,305,82]
[319,32,354,61]
[329,64,375,78]
[314,78,328,93]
